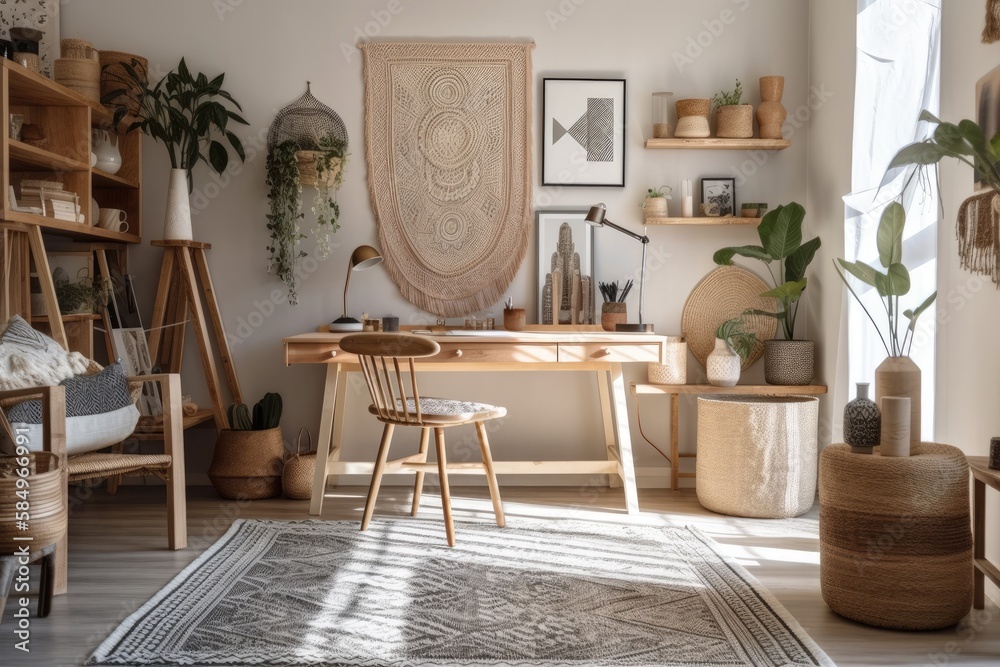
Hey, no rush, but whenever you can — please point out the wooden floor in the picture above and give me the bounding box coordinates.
[1,483,998,666]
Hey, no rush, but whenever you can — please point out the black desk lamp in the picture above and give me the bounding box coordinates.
[585,203,654,333]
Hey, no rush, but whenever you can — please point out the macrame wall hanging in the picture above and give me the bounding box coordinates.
[360,42,535,317]
[956,191,1000,287]
[985,0,1000,43]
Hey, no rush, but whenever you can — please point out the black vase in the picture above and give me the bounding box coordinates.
[845,382,880,453]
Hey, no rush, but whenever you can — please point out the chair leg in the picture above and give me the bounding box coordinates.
[37,547,55,618]
[435,428,456,547]
[0,554,16,620]
[475,421,505,528]
[106,442,124,495]
[411,427,430,517]
[361,423,395,531]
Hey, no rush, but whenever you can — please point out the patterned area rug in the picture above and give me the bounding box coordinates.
[88,520,834,667]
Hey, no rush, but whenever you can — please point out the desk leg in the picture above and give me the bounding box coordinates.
[609,363,639,514]
[671,394,679,491]
[328,369,349,489]
[974,476,985,610]
[310,364,341,516]
[597,370,619,489]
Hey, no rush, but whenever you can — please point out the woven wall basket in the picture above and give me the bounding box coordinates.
[0,453,66,551]
[296,153,341,189]
[361,42,535,317]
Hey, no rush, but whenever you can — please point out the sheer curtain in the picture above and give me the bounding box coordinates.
[843,0,941,438]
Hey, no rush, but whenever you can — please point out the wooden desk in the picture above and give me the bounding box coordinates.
[630,383,829,490]
[968,457,1000,609]
[284,329,669,516]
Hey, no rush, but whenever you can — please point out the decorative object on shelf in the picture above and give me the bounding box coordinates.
[985,0,1000,43]
[708,317,756,387]
[48,251,107,315]
[712,79,754,139]
[0,39,14,60]
[8,112,22,142]
[651,91,673,138]
[674,98,711,138]
[361,316,381,332]
[715,202,821,385]
[361,43,534,317]
[54,38,100,104]
[503,297,526,331]
[681,266,776,369]
[844,382,880,453]
[598,281,631,332]
[97,208,128,233]
[98,51,149,130]
[641,184,671,219]
[586,203,652,332]
[282,427,316,500]
[208,393,284,500]
[536,210,594,325]
[990,436,1000,469]
[880,396,911,457]
[701,177,735,217]
[10,26,43,73]
[103,57,248,241]
[700,202,721,217]
[757,76,787,140]
[648,336,687,385]
[1,0,58,71]
[382,315,400,332]
[741,203,768,218]
[836,202,935,445]
[542,77,626,186]
[91,129,122,174]
[681,179,694,217]
[20,122,46,147]
[330,245,383,331]
[266,82,350,297]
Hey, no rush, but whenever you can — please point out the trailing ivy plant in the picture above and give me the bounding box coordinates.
[266,140,305,304]
[311,134,348,257]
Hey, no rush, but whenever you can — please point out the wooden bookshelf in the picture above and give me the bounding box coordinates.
[644,137,791,150]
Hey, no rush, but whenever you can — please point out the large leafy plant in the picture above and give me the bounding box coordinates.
[716,317,757,362]
[834,202,936,358]
[713,202,821,340]
[103,57,248,183]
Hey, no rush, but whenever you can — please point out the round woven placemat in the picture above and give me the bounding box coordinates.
[681,266,777,369]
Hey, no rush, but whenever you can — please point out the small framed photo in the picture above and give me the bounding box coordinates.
[701,177,736,217]
[542,78,626,187]
[536,209,594,325]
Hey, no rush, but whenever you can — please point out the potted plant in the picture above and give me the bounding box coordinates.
[714,202,821,385]
[834,201,936,447]
[54,272,109,315]
[598,280,633,332]
[712,79,754,139]
[709,317,757,387]
[266,133,349,304]
[641,185,672,219]
[207,393,284,500]
[102,57,249,240]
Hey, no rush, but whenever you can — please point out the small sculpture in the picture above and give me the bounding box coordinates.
[542,222,593,324]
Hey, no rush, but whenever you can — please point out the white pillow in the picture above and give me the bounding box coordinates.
[0,315,91,391]
[11,404,141,455]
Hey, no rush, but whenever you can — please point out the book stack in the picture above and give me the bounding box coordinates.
[19,180,84,223]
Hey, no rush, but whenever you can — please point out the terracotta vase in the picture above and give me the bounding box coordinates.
[875,356,921,447]
[601,302,626,332]
[707,338,741,387]
[756,76,787,140]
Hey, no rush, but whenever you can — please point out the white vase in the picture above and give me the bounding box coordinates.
[163,168,193,241]
[92,129,122,174]
[707,337,741,387]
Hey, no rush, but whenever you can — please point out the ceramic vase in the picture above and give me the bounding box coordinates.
[707,338,741,387]
[163,168,194,241]
[757,76,787,140]
[763,339,814,385]
[601,302,626,332]
[92,130,122,174]
[880,396,911,457]
[716,104,754,139]
[844,382,880,453]
[875,356,921,447]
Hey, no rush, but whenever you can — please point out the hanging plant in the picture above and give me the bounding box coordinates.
[266,140,305,304]
[310,134,348,257]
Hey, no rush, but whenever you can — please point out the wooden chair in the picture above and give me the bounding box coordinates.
[340,333,505,546]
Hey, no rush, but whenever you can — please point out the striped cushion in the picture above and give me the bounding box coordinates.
[6,363,134,423]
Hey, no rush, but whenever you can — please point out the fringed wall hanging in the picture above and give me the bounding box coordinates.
[985,0,1000,44]
[956,191,1000,287]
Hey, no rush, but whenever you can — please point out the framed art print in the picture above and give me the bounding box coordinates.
[976,63,1000,190]
[701,177,736,217]
[542,78,626,187]
[536,209,594,325]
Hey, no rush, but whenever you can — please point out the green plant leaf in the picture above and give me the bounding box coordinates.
[177,57,190,81]
[785,237,822,283]
[743,308,785,320]
[757,202,805,260]
[934,122,973,156]
[761,278,807,302]
[713,245,771,265]
[877,202,906,268]
[209,141,229,174]
[958,119,988,153]
[884,262,911,296]
[904,291,937,323]
[990,131,1000,161]
[226,131,246,162]
[886,141,950,170]
[837,259,880,287]
[919,109,944,125]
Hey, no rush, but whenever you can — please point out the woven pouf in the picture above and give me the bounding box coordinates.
[819,443,972,630]
[696,396,819,518]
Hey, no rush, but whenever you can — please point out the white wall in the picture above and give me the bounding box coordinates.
[61,0,812,485]
[938,0,1000,607]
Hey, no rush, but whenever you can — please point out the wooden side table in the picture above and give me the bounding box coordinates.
[968,457,1000,609]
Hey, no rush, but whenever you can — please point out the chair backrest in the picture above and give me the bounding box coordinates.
[340,333,441,425]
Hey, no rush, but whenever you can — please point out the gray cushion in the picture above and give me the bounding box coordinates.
[6,362,133,423]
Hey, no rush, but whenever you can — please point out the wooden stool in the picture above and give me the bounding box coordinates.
[820,443,973,630]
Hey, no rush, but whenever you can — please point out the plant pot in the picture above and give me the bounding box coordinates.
[163,168,193,240]
[601,302,627,332]
[208,427,284,500]
[716,104,754,139]
[763,339,814,385]
[844,382,880,452]
[757,76,787,140]
[675,98,711,138]
[647,336,687,384]
[99,51,149,127]
[875,356,921,447]
[643,196,669,218]
[296,151,342,189]
[707,337,741,387]
[503,308,526,331]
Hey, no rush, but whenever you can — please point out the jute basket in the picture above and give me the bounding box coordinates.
[54,58,101,104]
[647,336,687,384]
[60,38,97,61]
[675,98,711,117]
[281,427,316,500]
[296,152,342,189]
[207,427,284,500]
[716,104,754,139]
[99,51,149,124]
[819,442,972,630]
[0,453,66,552]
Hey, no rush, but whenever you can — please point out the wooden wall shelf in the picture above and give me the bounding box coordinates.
[92,169,140,189]
[632,383,828,395]
[644,138,791,150]
[644,216,762,226]
[2,212,139,243]
[9,140,89,171]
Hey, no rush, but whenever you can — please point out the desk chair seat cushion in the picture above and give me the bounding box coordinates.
[0,315,90,391]
[10,404,141,456]
[370,397,506,423]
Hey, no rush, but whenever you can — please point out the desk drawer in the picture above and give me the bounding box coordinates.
[559,343,662,363]
[423,343,559,364]
[285,343,358,365]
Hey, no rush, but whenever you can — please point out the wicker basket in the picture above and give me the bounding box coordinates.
[54,58,101,104]
[296,152,342,189]
[208,427,284,500]
[601,302,627,332]
[675,98,711,118]
[647,337,687,384]
[281,428,316,500]
[716,104,754,138]
[60,38,97,61]
[0,453,66,552]
[99,51,149,124]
